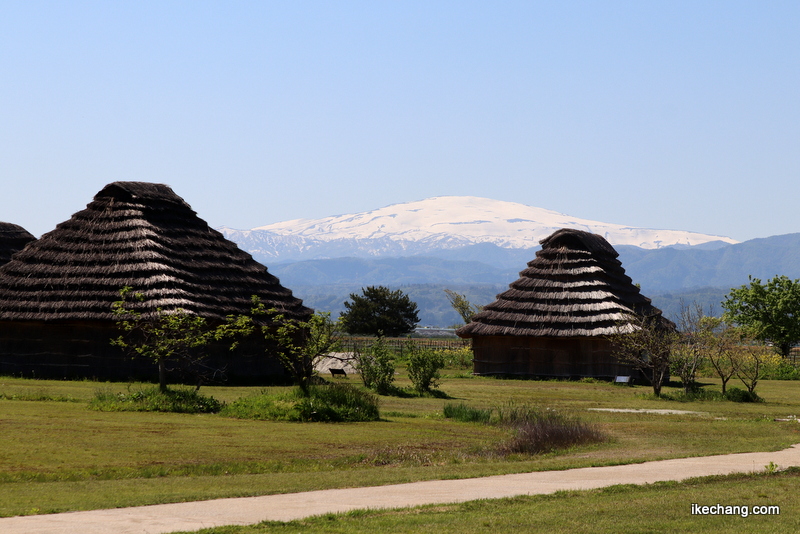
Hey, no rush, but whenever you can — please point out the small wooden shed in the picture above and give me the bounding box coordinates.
[456,228,667,379]
[0,181,312,383]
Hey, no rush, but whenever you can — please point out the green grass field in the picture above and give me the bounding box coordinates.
[182,470,800,534]
[2,370,799,527]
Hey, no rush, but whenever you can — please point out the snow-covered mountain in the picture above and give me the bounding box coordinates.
[219,196,737,263]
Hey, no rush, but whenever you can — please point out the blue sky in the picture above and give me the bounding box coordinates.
[2,1,798,242]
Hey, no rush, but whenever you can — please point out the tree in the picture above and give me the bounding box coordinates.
[722,275,800,357]
[111,287,247,392]
[609,312,680,397]
[444,289,482,325]
[698,316,740,395]
[250,297,342,396]
[671,301,707,394]
[340,286,419,337]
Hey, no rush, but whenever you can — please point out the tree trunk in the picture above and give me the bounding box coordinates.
[158,359,168,393]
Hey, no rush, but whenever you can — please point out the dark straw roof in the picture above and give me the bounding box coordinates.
[0,182,311,322]
[0,222,36,267]
[457,228,665,338]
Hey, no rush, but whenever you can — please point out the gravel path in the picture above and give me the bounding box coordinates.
[3,444,799,534]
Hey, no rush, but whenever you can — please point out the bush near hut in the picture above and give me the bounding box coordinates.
[403,341,446,394]
[354,335,396,394]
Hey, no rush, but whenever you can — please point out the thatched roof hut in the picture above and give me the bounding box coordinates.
[0,181,311,382]
[457,228,668,378]
[0,222,36,267]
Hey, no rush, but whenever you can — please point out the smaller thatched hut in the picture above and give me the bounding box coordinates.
[457,228,669,379]
[0,222,36,267]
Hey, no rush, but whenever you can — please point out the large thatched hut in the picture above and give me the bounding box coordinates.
[0,222,36,266]
[457,228,668,378]
[0,181,312,383]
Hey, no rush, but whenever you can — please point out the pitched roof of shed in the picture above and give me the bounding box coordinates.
[457,228,666,338]
[0,222,36,267]
[0,182,311,322]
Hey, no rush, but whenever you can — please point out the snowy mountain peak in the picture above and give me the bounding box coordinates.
[242,196,736,250]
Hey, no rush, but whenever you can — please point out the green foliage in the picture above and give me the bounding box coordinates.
[249,298,341,396]
[221,383,380,422]
[354,336,396,394]
[443,402,492,423]
[439,347,474,370]
[340,285,420,337]
[111,287,248,392]
[762,359,800,380]
[89,386,224,413]
[723,387,762,403]
[722,275,800,357]
[443,289,482,325]
[404,341,446,393]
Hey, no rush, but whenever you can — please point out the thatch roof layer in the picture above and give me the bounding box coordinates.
[0,182,311,322]
[457,228,665,338]
[0,222,36,266]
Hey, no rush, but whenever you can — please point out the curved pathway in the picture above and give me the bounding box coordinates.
[3,444,800,534]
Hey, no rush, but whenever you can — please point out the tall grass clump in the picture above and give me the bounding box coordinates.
[495,402,605,455]
[89,386,223,413]
[443,402,492,423]
[222,383,380,422]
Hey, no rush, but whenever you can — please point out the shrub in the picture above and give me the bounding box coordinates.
[657,389,725,402]
[89,386,223,413]
[222,383,380,422]
[443,400,605,455]
[724,387,763,403]
[355,336,396,394]
[443,402,492,423]
[762,359,800,380]
[295,384,380,422]
[406,345,446,393]
[440,347,474,370]
[495,402,605,455]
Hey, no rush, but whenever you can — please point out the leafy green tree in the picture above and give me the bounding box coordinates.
[112,287,248,392]
[722,275,800,357]
[340,286,419,337]
[249,297,342,396]
[444,289,482,325]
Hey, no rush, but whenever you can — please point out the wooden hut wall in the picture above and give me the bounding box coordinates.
[0,320,286,384]
[471,335,634,378]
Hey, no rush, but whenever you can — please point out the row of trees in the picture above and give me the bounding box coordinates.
[114,274,800,399]
[612,275,800,397]
[112,285,428,394]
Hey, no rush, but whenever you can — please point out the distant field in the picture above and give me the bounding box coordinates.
[1,370,799,519]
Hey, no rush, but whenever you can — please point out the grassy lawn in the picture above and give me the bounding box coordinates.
[1,371,800,519]
[183,470,800,533]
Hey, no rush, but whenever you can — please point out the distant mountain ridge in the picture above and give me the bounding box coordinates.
[220,196,736,263]
[216,197,800,326]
